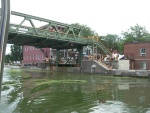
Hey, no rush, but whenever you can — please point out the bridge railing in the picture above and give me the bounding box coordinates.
[9,23,109,55]
[2,9,110,54]
[84,36,111,55]
[9,22,91,44]
[1,9,90,43]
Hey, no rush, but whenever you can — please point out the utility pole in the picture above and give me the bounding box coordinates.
[0,0,10,97]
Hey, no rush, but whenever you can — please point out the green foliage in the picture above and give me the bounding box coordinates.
[100,34,124,53]
[5,54,12,63]
[122,24,150,42]
[10,45,23,62]
[70,23,95,37]
[100,24,150,54]
[117,40,124,54]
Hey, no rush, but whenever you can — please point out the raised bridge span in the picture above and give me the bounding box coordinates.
[0,2,110,97]
[2,9,111,54]
[0,0,110,96]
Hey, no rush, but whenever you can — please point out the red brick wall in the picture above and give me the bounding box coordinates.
[22,46,50,65]
[124,42,150,70]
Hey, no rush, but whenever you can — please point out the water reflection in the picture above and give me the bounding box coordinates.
[90,101,129,113]
[0,68,23,113]
[1,68,150,113]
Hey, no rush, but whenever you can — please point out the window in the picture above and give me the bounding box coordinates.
[140,62,146,70]
[140,48,146,56]
[24,55,26,60]
[27,55,28,60]
[24,47,26,51]
[38,54,40,60]
[36,54,37,60]
[30,55,31,60]
[33,55,34,60]
[41,54,43,60]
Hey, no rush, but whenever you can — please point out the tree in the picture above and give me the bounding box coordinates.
[70,23,126,54]
[70,23,95,37]
[100,34,124,53]
[122,24,150,42]
[10,45,23,63]
[5,54,12,64]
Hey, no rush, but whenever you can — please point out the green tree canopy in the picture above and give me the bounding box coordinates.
[100,34,124,53]
[10,45,23,62]
[70,23,95,37]
[99,24,150,54]
[122,24,150,42]
[5,54,12,64]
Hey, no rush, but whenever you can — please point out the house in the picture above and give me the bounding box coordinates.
[22,46,78,67]
[22,24,79,67]
[22,45,52,66]
[124,42,150,70]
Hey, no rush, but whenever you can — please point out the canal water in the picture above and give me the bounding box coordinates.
[1,67,150,113]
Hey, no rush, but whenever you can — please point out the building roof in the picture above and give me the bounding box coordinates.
[124,41,150,45]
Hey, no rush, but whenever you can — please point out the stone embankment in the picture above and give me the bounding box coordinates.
[20,60,150,78]
[108,69,150,78]
[82,60,150,78]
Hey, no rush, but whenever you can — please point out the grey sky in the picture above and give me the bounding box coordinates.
[10,0,150,35]
[4,0,150,54]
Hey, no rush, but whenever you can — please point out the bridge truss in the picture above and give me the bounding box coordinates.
[1,9,111,66]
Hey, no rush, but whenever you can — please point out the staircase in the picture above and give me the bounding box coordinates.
[93,40,111,55]
[93,60,109,70]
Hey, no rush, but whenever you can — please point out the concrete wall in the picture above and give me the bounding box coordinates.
[25,60,150,78]
[56,67,81,73]
[109,69,150,77]
[118,60,129,70]
[81,60,108,74]
[103,60,129,70]
[35,60,129,73]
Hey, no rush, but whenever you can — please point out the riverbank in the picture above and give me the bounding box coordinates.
[8,61,150,78]
[108,69,150,78]
[81,60,150,78]
[20,65,150,78]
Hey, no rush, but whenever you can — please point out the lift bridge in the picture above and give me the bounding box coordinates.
[1,9,111,65]
[0,1,110,96]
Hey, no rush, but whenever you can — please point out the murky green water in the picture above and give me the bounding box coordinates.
[1,67,150,113]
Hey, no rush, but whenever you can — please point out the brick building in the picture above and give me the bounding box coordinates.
[22,25,69,66]
[22,45,51,66]
[124,42,150,70]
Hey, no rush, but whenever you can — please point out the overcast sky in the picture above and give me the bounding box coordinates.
[4,0,150,54]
